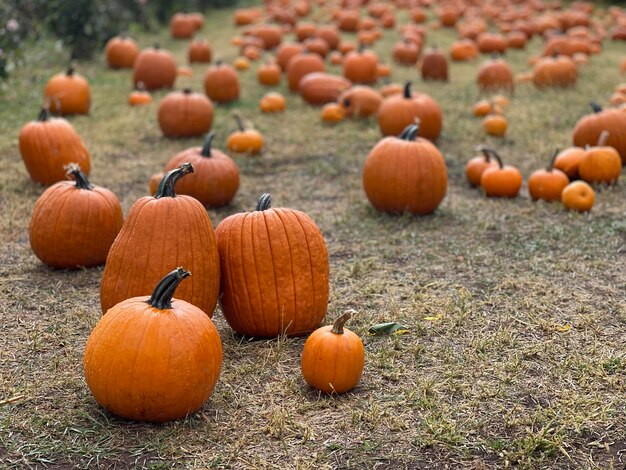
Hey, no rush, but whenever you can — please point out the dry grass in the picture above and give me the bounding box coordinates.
[1,4,626,469]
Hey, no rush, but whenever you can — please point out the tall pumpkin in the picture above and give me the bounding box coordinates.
[29,165,123,268]
[363,124,447,214]
[43,66,91,115]
[215,194,329,338]
[19,108,91,185]
[572,102,626,165]
[85,268,222,422]
[100,164,220,316]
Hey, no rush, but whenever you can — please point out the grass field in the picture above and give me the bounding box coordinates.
[1,4,626,469]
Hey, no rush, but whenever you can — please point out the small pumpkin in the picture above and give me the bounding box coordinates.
[275,42,304,71]
[480,149,522,198]
[215,193,329,338]
[528,149,570,201]
[170,13,196,39]
[29,164,123,268]
[321,103,346,123]
[204,61,240,103]
[258,61,281,86]
[226,115,264,154]
[392,39,420,65]
[554,147,586,180]
[343,46,378,84]
[578,131,622,185]
[561,181,595,212]
[233,56,251,70]
[338,86,383,118]
[301,312,364,395]
[105,34,140,69]
[473,100,492,117]
[259,92,286,113]
[19,108,91,185]
[133,46,177,91]
[188,39,212,63]
[85,268,222,422]
[128,84,152,106]
[158,89,214,138]
[44,65,91,115]
[465,147,499,187]
[449,39,479,61]
[420,46,449,81]
[483,113,508,137]
[363,124,448,215]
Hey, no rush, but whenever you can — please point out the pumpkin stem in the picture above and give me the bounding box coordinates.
[147,268,191,310]
[403,81,412,99]
[358,43,365,53]
[66,164,93,190]
[215,59,223,66]
[331,312,352,335]
[490,52,500,60]
[486,149,503,169]
[399,124,419,141]
[66,64,75,76]
[256,193,272,211]
[342,98,351,108]
[597,130,609,146]
[233,113,245,132]
[154,43,161,50]
[37,108,49,122]
[479,146,492,162]
[201,132,215,157]
[155,163,194,199]
[183,88,192,95]
[547,148,559,171]
[590,101,602,113]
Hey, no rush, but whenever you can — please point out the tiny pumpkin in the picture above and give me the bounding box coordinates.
[465,146,499,187]
[483,113,508,137]
[257,61,281,86]
[226,115,264,154]
[561,181,595,212]
[480,149,522,198]
[321,103,345,123]
[259,92,286,113]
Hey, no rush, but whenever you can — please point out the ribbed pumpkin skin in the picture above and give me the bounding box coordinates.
[188,40,212,63]
[105,36,140,69]
[298,73,352,105]
[133,48,177,91]
[100,196,220,316]
[377,90,442,140]
[477,58,514,92]
[204,63,240,103]
[287,53,326,92]
[163,147,239,207]
[44,70,91,115]
[572,108,626,165]
[301,325,364,394]
[158,91,214,138]
[363,134,448,214]
[84,296,222,422]
[19,113,91,185]
[215,208,329,338]
[29,179,123,268]
[532,55,577,87]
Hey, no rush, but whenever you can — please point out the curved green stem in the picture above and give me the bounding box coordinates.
[590,101,602,113]
[155,163,194,199]
[547,148,559,171]
[37,108,49,122]
[66,164,93,190]
[201,132,215,157]
[233,114,245,132]
[256,193,272,211]
[479,146,492,162]
[147,268,191,310]
[331,312,351,335]
[399,123,420,141]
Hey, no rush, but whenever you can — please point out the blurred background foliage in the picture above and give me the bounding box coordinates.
[0,0,241,77]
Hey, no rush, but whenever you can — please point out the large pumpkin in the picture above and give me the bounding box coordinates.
[158,89,214,138]
[377,82,442,140]
[29,165,123,268]
[19,108,91,185]
[105,35,140,69]
[286,51,326,92]
[133,46,177,91]
[163,133,239,207]
[298,73,352,105]
[572,102,626,165]
[363,124,448,214]
[215,193,329,338]
[100,164,220,316]
[85,268,222,422]
[204,61,240,103]
[44,66,91,115]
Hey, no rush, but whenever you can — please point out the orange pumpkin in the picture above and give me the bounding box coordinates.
[477,55,514,92]
[287,51,326,92]
[449,39,479,61]
[275,42,304,71]
[44,66,91,115]
[554,147,586,179]
[170,13,196,39]
[298,73,352,105]
[561,181,595,212]
[204,61,240,103]
[226,115,264,154]
[301,312,364,395]
[128,88,152,106]
[392,39,420,65]
[133,46,177,91]
[233,56,251,70]
[343,46,378,84]
[421,46,449,81]
[532,54,578,87]
[480,150,522,198]
[473,100,492,117]
[158,89,213,138]
[259,91,286,113]
[321,103,346,123]
[188,39,212,63]
[105,35,139,69]
[528,149,570,201]
[465,147,499,186]
[578,131,622,185]
[258,61,281,86]
[338,86,383,118]
[215,193,329,337]
[483,113,508,137]
[572,102,626,164]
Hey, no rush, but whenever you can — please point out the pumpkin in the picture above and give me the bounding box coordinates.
[133,46,177,91]
[128,85,152,106]
[188,39,212,63]
[287,51,326,92]
[303,37,330,58]
[188,12,205,30]
[554,147,586,179]
[171,13,196,39]
[252,24,283,50]
[226,115,264,154]
[337,10,360,32]
[578,131,622,185]
[301,312,364,395]
[561,181,595,212]
[296,22,317,41]
[258,61,281,86]
[506,30,528,49]
[392,39,420,65]
[19,108,91,185]
[86,268,222,422]
[477,55,514,92]
[528,149,570,201]
[572,102,626,164]
[177,65,193,77]
[44,66,91,115]
[321,103,346,123]
[100,164,221,316]
[339,86,383,118]
[204,61,240,103]
[259,91,286,113]
[449,39,479,61]
[421,46,449,81]
[363,124,447,215]
[275,42,304,71]
[532,54,577,87]
[483,113,508,137]
[380,83,403,97]
[477,32,507,54]
[377,81,442,140]
[317,25,341,50]
[328,51,343,65]
[29,164,123,268]
[149,172,163,195]
[233,56,251,70]
[215,193,329,337]
[473,100,492,117]
[343,46,378,84]
[465,147,499,186]
[162,133,239,207]
[158,89,213,138]
[298,73,352,105]
[377,63,391,78]
[105,34,139,69]
[480,150,522,198]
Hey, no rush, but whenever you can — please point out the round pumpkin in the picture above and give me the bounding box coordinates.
[133,46,177,91]
[477,55,514,92]
[392,39,420,65]
[465,147,499,186]
[528,149,570,201]
[561,181,595,212]
[321,103,346,123]
[170,13,196,39]
[188,39,212,63]
[287,51,326,92]
[343,47,378,84]
[215,193,330,338]
[480,150,522,198]
[158,89,214,138]
[483,113,508,137]
[363,124,448,215]
[554,147,586,180]
[85,268,222,422]
[275,42,304,71]
[578,131,622,185]
[204,61,240,103]
[128,88,152,106]
[19,108,91,185]
[105,35,139,69]
[532,54,577,87]
[259,91,286,113]
[100,164,221,317]
[301,312,364,395]
[29,165,123,268]
[226,115,264,154]
[572,102,626,165]
[298,73,352,105]
[258,62,281,86]
[44,66,91,115]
